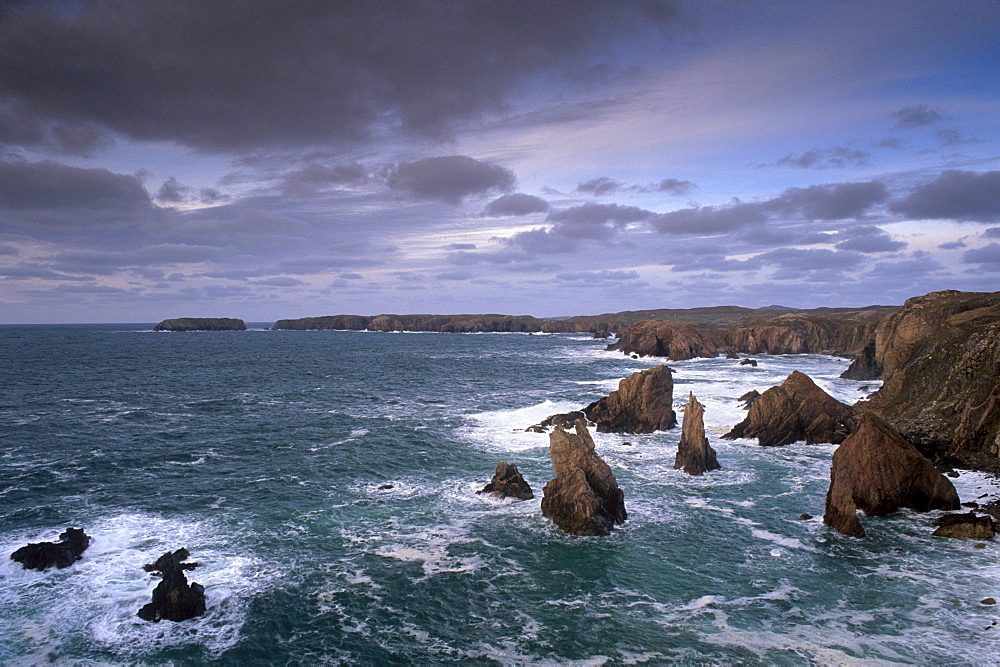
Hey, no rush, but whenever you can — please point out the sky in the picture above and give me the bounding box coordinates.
[0,0,998,324]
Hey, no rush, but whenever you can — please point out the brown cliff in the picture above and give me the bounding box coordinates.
[606,320,719,360]
[673,393,720,475]
[584,365,676,433]
[823,413,960,537]
[722,311,884,357]
[540,421,627,535]
[722,371,853,446]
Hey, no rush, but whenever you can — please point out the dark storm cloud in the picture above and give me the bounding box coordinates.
[0,0,680,152]
[0,101,111,156]
[962,243,1000,271]
[0,159,152,214]
[547,203,654,228]
[772,147,869,169]
[156,177,192,204]
[890,170,1000,222]
[863,251,945,282]
[483,193,549,217]
[577,177,621,196]
[388,156,515,204]
[893,105,942,128]
[656,178,695,196]
[654,203,768,234]
[833,226,906,253]
[50,244,218,275]
[501,202,656,249]
[282,163,367,197]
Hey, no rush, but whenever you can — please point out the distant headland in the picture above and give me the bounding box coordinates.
[154,317,247,332]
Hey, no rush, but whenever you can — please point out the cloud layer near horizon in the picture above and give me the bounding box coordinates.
[0,0,997,323]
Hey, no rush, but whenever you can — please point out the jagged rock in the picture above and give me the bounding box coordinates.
[592,330,610,339]
[584,365,676,433]
[526,410,590,433]
[860,290,1000,467]
[799,513,813,520]
[541,421,626,535]
[10,527,91,571]
[137,548,207,622]
[722,371,853,446]
[673,393,720,475]
[738,358,757,367]
[823,413,960,537]
[477,462,533,500]
[726,351,740,359]
[154,317,246,331]
[932,512,995,539]
[840,340,880,380]
[606,320,719,360]
[737,390,760,410]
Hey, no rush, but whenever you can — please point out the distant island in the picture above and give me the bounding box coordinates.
[154,318,247,332]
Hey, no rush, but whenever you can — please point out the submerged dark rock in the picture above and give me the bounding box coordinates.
[10,527,91,571]
[823,413,960,537]
[541,421,626,535]
[673,393,720,476]
[477,462,533,500]
[137,548,207,622]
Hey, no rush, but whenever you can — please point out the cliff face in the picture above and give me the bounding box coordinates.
[154,318,246,331]
[862,291,1000,466]
[722,311,883,357]
[606,320,719,360]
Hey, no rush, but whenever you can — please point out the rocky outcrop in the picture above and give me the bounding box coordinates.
[541,421,626,535]
[137,548,207,622]
[857,291,1000,467]
[839,340,880,380]
[673,393,720,475]
[722,310,888,357]
[154,317,246,331]
[737,390,760,410]
[738,358,757,367]
[823,413,960,537]
[932,512,995,539]
[10,527,90,571]
[526,410,590,433]
[477,462,533,500]
[722,371,853,446]
[584,365,676,433]
[605,320,719,360]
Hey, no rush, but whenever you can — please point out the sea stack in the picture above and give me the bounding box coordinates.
[541,420,626,535]
[674,393,720,475]
[722,370,853,446]
[477,462,533,500]
[823,413,960,537]
[10,527,91,571]
[584,365,676,433]
[137,548,207,622]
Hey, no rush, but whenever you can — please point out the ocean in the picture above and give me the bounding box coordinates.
[1,325,998,664]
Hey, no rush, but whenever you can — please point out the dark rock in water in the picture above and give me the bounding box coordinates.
[858,385,869,392]
[477,462,533,500]
[631,354,639,359]
[592,330,610,339]
[932,512,995,539]
[823,413,960,537]
[963,501,979,508]
[10,527,91,571]
[983,598,997,605]
[541,421,626,535]
[723,371,854,446]
[799,513,813,520]
[738,358,757,367]
[378,483,394,490]
[673,393,720,476]
[584,365,676,434]
[137,548,207,622]
[527,410,590,433]
[726,351,740,359]
[154,317,246,332]
[946,470,960,478]
[737,390,760,410]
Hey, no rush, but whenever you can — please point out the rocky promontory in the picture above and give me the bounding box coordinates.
[584,365,676,433]
[824,413,960,537]
[154,317,246,331]
[541,421,626,535]
[722,370,853,446]
[674,393,720,475]
[605,320,719,360]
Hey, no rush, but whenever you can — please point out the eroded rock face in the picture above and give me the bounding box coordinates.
[737,390,760,410]
[10,527,91,571]
[932,512,995,539]
[477,462,534,500]
[860,291,1000,466]
[823,413,960,537]
[541,421,626,535]
[722,312,883,357]
[673,393,720,475]
[606,320,719,360]
[722,371,853,446]
[584,365,676,434]
[137,548,207,622]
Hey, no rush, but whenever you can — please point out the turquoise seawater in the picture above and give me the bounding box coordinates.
[1,325,998,664]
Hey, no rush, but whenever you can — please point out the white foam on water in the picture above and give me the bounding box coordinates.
[457,399,581,452]
[373,521,487,579]
[0,512,278,660]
